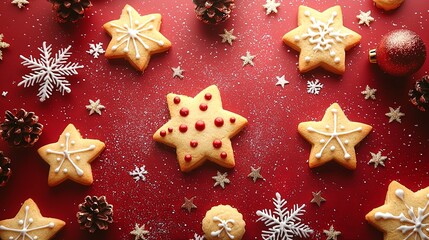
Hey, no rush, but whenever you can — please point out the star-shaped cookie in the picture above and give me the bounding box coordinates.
[38,124,105,186]
[0,198,65,240]
[298,103,372,170]
[283,6,361,74]
[153,85,248,172]
[366,181,429,240]
[103,4,172,71]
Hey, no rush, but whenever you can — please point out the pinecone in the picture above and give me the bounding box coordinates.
[48,0,92,23]
[0,109,43,147]
[77,196,113,233]
[0,151,12,187]
[193,0,235,24]
[409,75,429,112]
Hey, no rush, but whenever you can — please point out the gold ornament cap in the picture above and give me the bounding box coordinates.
[369,49,377,63]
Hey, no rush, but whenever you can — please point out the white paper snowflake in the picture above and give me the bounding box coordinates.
[192,233,205,240]
[256,192,313,240]
[307,79,323,95]
[129,166,148,182]
[86,42,105,58]
[18,42,83,102]
[0,34,10,61]
[11,0,29,8]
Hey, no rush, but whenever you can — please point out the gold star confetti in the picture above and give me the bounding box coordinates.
[248,166,264,183]
[310,191,326,207]
[181,197,197,213]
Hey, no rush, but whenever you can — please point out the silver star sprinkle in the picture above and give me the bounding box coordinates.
[275,75,289,88]
[361,85,377,100]
[212,171,230,189]
[171,66,184,79]
[324,225,341,240]
[86,99,105,116]
[263,0,281,15]
[368,151,388,168]
[386,106,405,123]
[241,51,255,67]
[181,196,197,213]
[248,166,264,183]
[357,10,374,26]
[219,29,237,46]
[130,224,149,240]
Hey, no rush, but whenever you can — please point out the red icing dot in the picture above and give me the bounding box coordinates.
[213,139,222,148]
[180,107,189,117]
[214,117,224,127]
[179,124,188,133]
[195,120,205,131]
[168,127,173,133]
[160,130,166,137]
[184,154,192,162]
[174,96,181,104]
[220,152,227,159]
[230,117,236,123]
[190,140,198,148]
[204,93,212,100]
[199,103,208,111]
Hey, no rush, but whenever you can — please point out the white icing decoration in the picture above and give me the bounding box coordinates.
[304,56,310,62]
[334,57,340,63]
[110,7,165,60]
[320,139,325,143]
[344,139,349,145]
[301,11,348,61]
[330,146,335,151]
[294,36,300,42]
[211,216,235,239]
[46,132,95,176]
[0,205,55,240]
[307,108,362,159]
[375,188,429,239]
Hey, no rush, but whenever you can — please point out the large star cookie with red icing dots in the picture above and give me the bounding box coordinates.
[282,5,361,74]
[153,85,248,172]
[298,103,372,170]
[366,181,429,240]
[103,4,171,71]
[38,124,105,186]
[0,198,65,240]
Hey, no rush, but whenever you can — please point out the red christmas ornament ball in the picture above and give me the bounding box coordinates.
[369,29,426,76]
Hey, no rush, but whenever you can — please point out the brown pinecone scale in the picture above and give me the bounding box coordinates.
[409,75,429,112]
[0,109,43,147]
[193,0,235,24]
[48,0,92,23]
[77,196,113,233]
[0,151,12,187]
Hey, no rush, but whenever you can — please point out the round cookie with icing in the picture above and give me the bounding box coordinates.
[366,181,429,240]
[373,0,405,11]
[38,123,105,186]
[282,5,361,75]
[0,198,65,240]
[202,205,246,240]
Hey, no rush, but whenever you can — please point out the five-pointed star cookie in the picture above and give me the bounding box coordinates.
[366,181,429,240]
[0,198,65,240]
[38,124,105,186]
[283,6,361,74]
[103,4,172,71]
[298,103,372,170]
[153,85,248,172]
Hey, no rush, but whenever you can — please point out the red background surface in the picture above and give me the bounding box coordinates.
[1,0,429,239]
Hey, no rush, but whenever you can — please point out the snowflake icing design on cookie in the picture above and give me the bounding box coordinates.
[211,217,235,239]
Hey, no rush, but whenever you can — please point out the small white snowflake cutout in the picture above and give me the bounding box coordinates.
[386,106,405,123]
[0,34,10,61]
[129,165,148,182]
[1,91,8,97]
[219,29,237,46]
[276,75,289,88]
[256,192,313,240]
[11,0,29,8]
[18,42,83,102]
[86,42,105,58]
[361,85,377,100]
[263,0,280,15]
[192,233,205,240]
[171,66,184,79]
[241,51,255,67]
[368,151,388,168]
[357,10,374,26]
[130,223,149,240]
[86,99,105,115]
[307,79,323,95]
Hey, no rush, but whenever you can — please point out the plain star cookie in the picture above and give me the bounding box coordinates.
[298,103,372,170]
[282,5,361,74]
[202,205,246,240]
[38,124,105,186]
[153,85,248,172]
[366,181,429,240]
[0,198,65,240]
[103,4,172,71]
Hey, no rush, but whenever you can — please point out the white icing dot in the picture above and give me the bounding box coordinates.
[29,218,33,223]
[320,139,325,143]
[330,51,335,57]
[18,220,24,225]
[34,236,38,240]
[76,156,81,160]
[340,125,345,130]
[294,36,300,42]
[334,57,341,63]
[9,236,13,240]
[48,222,55,228]
[158,40,164,46]
[124,47,129,53]
[331,109,338,113]
[63,168,68,173]
[315,153,322,159]
[60,144,64,148]
[71,140,75,145]
[112,45,118,51]
[330,146,336,151]
[344,140,349,145]
[135,20,139,25]
[304,56,311,62]
[56,157,61,161]
[325,125,330,130]
[304,10,310,17]
[395,189,405,200]
[332,11,337,17]
[427,194,429,199]
[344,153,351,159]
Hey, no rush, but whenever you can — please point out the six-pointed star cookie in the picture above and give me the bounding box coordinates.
[366,181,429,240]
[298,103,372,169]
[103,4,172,71]
[153,85,248,172]
[283,6,361,74]
[38,124,105,186]
[0,199,65,240]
